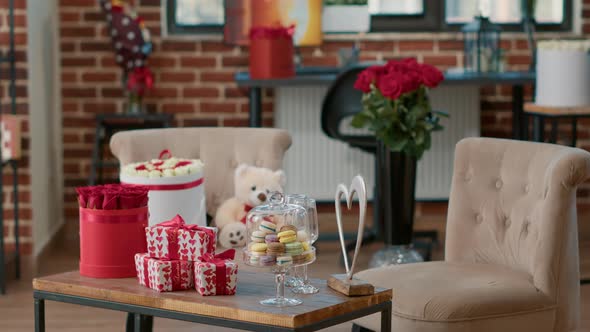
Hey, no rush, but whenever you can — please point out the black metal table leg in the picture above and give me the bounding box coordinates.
[512,85,525,140]
[532,116,544,142]
[248,87,262,127]
[550,119,558,144]
[380,301,392,332]
[134,313,142,332]
[12,160,19,279]
[142,315,153,332]
[35,298,45,332]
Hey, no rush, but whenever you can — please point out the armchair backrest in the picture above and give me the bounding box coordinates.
[446,137,590,331]
[110,127,292,216]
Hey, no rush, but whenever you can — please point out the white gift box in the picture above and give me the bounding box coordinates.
[121,171,206,226]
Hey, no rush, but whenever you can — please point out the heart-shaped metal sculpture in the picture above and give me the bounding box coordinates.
[334,175,367,280]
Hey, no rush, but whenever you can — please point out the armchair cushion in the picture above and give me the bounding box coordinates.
[354,261,555,331]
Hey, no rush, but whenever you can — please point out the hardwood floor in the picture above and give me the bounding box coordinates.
[1,210,589,331]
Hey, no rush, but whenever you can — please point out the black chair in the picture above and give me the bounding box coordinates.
[321,65,438,261]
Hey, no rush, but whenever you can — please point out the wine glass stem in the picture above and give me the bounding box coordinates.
[276,272,285,300]
[303,264,309,285]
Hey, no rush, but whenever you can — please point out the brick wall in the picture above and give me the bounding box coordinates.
[1,0,31,255]
[59,0,590,238]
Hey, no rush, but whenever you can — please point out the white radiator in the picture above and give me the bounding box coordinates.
[275,85,480,201]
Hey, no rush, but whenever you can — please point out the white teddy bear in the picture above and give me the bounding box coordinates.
[214,164,285,248]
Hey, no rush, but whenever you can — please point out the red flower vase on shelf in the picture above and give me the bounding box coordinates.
[125,66,153,114]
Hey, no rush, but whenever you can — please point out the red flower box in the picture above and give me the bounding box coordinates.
[79,206,148,278]
[146,215,217,261]
[249,26,295,79]
[135,253,194,292]
[194,250,238,296]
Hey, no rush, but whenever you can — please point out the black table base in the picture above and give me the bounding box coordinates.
[34,290,392,332]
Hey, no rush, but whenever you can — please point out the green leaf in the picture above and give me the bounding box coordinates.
[351,113,371,128]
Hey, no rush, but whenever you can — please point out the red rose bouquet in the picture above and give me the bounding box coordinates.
[351,58,446,159]
[76,184,149,210]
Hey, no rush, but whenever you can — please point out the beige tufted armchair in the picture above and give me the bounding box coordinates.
[109,127,292,217]
[354,137,590,332]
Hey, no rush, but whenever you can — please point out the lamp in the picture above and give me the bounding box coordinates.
[462,15,502,73]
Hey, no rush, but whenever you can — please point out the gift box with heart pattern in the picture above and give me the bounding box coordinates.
[134,253,194,292]
[145,215,217,261]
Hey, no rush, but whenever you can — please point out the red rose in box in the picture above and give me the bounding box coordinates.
[249,25,295,79]
[194,250,238,296]
[146,215,217,261]
[135,253,194,292]
[77,184,149,278]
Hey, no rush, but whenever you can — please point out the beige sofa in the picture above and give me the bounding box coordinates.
[354,137,590,332]
[109,127,292,217]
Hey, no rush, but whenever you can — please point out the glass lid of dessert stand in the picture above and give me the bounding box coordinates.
[243,192,316,307]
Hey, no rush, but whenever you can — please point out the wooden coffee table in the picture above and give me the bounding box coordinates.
[33,271,392,332]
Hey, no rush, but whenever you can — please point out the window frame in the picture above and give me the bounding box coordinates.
[369,0,573,33]
[165,0,224,35]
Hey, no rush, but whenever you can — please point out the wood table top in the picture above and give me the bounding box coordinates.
[524,103,590,116]
[33,271,392,329]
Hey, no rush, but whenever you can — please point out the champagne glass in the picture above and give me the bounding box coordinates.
[291,197,319,294]
[284,194,307,287]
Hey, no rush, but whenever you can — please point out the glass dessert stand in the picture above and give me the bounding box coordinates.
[243,247,316,307]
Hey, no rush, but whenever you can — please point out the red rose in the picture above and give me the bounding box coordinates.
[102,189,120,210]
[420,63,444,88]
[377,74,403,100]
[399,70,422,94]
[354,65,387,93]
[87,191,104,209]
[76,187,92,208]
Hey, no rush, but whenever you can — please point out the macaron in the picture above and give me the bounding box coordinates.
[265,234,279,244]
[297,230,309,242]
[301,242,310,251]
[251,230,266,243]
[260,255,276,266]
[279,235,297,244]
[279,225,297,233]
[250,243,268,252]
[276,255,293,266]
[267,242,285,255]
[285,242,303,255]
[277,230,296,238]
[259,221,277,233]
[250,255,260,264]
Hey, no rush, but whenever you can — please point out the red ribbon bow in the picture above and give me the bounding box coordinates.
[239,205,255,224]
[201,249,236,295]
[157,215,216,256]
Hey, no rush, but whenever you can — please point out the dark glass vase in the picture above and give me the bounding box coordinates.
[370,140,423,267]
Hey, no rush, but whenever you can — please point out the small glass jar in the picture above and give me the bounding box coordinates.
[243,192,316,307]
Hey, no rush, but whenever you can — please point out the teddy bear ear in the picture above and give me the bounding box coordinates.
[235,164,250,178]
[273,170,286,187]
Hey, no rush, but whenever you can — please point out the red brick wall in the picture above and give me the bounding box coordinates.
[1,0,31,255]
[58,0,590,237]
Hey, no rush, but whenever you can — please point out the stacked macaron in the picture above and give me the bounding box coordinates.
[247,223,313,267]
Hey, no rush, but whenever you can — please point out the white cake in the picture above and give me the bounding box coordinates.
[535,40,590,108]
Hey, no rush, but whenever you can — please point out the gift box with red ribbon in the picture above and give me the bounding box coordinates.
[194,249,238,296]
[135,253,194,292]
[146,215,217,261]
[249,25,295,79]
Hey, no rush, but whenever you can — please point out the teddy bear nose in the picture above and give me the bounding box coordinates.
[258,193,267,202]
